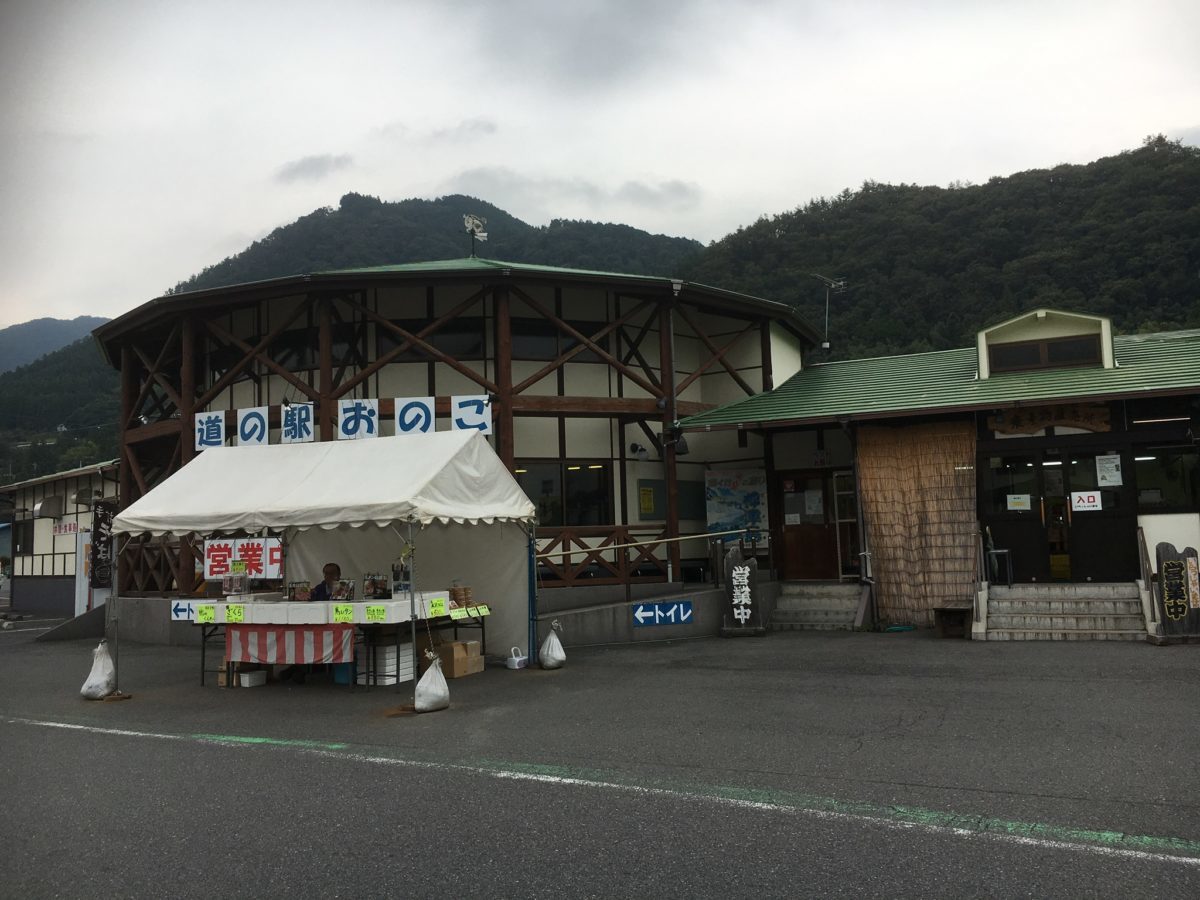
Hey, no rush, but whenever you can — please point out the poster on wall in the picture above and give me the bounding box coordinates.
[705,469,769,542]
[1095,454,1123,486]
[1006,494,1032,511]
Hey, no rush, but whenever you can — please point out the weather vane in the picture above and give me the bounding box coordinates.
[464,214,488,257]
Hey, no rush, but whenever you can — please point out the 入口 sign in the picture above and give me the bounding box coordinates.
[1070,491,1102,512]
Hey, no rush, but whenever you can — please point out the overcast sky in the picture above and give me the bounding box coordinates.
[0,0,1197,328]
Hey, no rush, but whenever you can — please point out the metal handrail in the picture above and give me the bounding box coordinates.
[534,528,749,560]
[1136,525,1157,625]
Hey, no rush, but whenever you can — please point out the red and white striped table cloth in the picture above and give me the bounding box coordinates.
[225,624,355,665]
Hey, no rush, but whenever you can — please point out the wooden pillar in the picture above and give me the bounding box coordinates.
[494,285,515,468]
[119,343,137,507]
[180,317,196,466]
[659,300,682,579]
[318,296,333,441]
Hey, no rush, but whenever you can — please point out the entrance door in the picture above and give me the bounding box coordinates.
[779,472,839,579]
[979,448,1139,582]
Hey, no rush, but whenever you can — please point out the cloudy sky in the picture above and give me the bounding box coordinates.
[1,0,1197,328]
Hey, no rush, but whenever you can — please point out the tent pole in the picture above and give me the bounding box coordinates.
[527,522,537,660]
[407,519,417,699]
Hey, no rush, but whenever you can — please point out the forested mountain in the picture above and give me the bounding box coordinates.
[171,193,704,293]
[0,316,109,374]
[684,136,1200,359]
[4,137,1198,482]
[0,337,119,481]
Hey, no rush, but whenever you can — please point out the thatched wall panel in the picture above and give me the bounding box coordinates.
[856,421,977,626]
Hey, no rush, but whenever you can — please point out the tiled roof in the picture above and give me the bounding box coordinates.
[682,329,1200,429]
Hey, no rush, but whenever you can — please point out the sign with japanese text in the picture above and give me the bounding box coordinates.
[204,537,282,581]
[237,407,269,446]
[721,544,763,634]
[706,469,768,540]
[450,395,492,435]
[1070,491,1102,512]
[1006,494,1032,511]
[53,521,80,535]
[332,604,355,624]
[632,600,695,627]
[394,397,435,434]
[365,605,387,623]
[280,402,315,444]
[338,398,379,439]
[226,604,244,624]
[89,500,116,589]
[1155,543,1200,635]
[196,604,216,624]
[1095,454,1123,487]
[195,411,226,450]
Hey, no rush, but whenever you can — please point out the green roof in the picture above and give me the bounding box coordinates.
[682,329,1200,430]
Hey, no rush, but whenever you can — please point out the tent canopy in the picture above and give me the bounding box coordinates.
[112,430,536,537]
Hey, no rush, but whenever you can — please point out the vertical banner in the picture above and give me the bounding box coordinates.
[720,544,764,635]
[451,395,492,435]
[1155,542,1200,636]
[237,407,270,446]
[338,398,379,439]
[74,530,92,617]
[394,397,435,435]
[280,402,315,444]
[89,501,116,589]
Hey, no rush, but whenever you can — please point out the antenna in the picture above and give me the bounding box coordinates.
[463,214,488,257]
[809,273,846,351]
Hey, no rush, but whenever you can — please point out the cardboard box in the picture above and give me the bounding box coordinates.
[419,641,484,678]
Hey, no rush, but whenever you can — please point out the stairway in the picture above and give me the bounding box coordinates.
[985,583,1146,641]
[770,582,861,632]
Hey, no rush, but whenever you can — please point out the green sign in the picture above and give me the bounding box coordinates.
[333,604,355,624]
[450,608,468,620]
[476,604,490,617]
[230,560,248,575]
[428,596,447,617]
[196,604,215,624]
[365,605,387,623]
[226,604,244,624]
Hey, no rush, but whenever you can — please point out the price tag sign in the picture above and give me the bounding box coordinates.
[231,560,248,575]
[476,604,490,617]
[428,596,447,617]
[333,604,355,624]
[450,608,468,620]
[196,604,215,624]
[466,606,480,617]
[226,604,244,624]
[365,605,387,623]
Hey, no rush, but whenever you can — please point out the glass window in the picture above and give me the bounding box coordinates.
[13,520,33,556]
[1067,452,1123,510]
[981,455,1038,514]
[1047,336,1101,365]
[989,335,1102,373]
[1135,446,1200,511]
[515,461,612,526]
[378,318,485,360]
[512,318,608,362]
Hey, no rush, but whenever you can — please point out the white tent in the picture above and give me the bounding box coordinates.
[112,430,538,657]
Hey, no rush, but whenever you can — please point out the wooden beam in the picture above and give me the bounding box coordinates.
[180,317,196,465]
[127,324,180,427]
[760,319,774,391]
[511,299,655,395]
[509,285,663,398]
[674,306,756,396]
[123,420,180,444]
[318,297,333,441]
[673,321,757,396]
[119,343,136,507]
[131,344,184,412]
[204,318,320,402]
[509,395,714,417]
[660,302,681,576]
[494,286,514,468]
[332,288,487,400]
[194,300,310,409]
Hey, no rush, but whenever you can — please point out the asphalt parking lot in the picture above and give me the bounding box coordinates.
[3,629,1199,897]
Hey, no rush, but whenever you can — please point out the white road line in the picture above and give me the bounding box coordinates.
[6,715,1200,867]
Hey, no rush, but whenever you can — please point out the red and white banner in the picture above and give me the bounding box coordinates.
[225,625,354,665]
[204,537,283,581]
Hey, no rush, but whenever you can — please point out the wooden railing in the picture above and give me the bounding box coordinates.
[534,526,727,587]
[117,534,205,596]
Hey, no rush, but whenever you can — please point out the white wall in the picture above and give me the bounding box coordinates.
[1138,513,1200,574]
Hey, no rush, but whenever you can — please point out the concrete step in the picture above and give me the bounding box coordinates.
[988,599,1143,616]
[779,582,861,600]
[989,583,1140,600]
[987,613,1144,631]
[986,629,1145,641]
[771,608,857,625]
[769,621,855,632]
[775,594,860,612]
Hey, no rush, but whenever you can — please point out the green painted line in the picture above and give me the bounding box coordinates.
[191,733,349,751]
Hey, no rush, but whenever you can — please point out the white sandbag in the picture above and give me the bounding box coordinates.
[538,620,566,669]
[415,653,450,712]
[80,640,116,700]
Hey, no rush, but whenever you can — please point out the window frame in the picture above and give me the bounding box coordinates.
[989,334,1103,374]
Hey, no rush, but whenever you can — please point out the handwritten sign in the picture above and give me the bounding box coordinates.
[196,605,215,624]
[466,606,480,617]
[450,608,468,620]
[475,604,490,617]
[333,604,355,624]
[231,560,248,575]
[226,604,244,624]
[428,596,447,617]
[365,605,387,623]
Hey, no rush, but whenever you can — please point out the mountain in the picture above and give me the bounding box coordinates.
[170,193,704,293]
[0,316,110,374]
[684,135,1200,359]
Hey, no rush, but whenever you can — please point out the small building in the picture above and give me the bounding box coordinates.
[682,310,1200,634]
[0,460,120,616]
